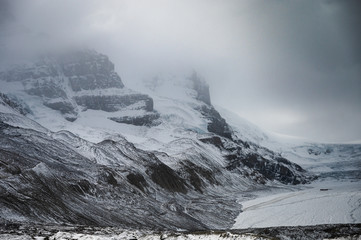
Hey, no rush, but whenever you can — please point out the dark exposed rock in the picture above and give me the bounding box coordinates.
[199,136,224,149]
[126,173,148,192]
[227,153,310,184]
[234,138,250,149]
[200,105,233,139]
[69,73,123,92]
[308,148,321,155]
[0,148,38,171]
[186,169,203,193]
[69,179,93,196]
[43,99,78,121]
[275,157,306,173]
[74,94,154,112]
[59,50,124,91]
[61,50,117,77]
[225,154,238,161]
[0,93,31,115]
[197,130,312,185]
[308,147,333,156]
[179,160,218,193]
[325,148,333,154]
[98,169,118,186]
[148,163,188,194]
[109,112,160,126]
[5,164,21,175]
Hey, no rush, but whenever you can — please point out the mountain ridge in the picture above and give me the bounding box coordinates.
[0,49,338,230]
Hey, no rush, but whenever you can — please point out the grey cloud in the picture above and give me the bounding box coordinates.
[325,0,361,63]
[0,0,360,142]
[0,0,14,25]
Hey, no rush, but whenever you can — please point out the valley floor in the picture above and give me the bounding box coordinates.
[232,179,361,229]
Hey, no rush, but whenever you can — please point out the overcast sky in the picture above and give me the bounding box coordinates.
[1,0,360,143]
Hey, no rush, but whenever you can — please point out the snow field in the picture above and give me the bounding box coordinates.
[232,180,361,229]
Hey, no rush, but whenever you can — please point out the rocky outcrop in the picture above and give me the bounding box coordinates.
[60,50,124,91]
[148,163,188,194]
[198,135,314,185]
[74,93,154,112]
[0,50,157,122]
[188,72,233,139]
[21,76,79,120]
[43,99,78,122]
[226,153,309,184]
[200,105,233,139]
[69,73,123,92]
[109,112,160,126]
[0,93,31,115]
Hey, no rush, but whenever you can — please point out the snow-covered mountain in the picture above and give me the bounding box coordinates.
[0,49,359,231]
[0,50,158,124]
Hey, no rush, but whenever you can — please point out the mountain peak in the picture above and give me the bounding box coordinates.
[0,49,158,123]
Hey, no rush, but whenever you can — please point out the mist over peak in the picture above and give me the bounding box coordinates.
[0,0,360,142]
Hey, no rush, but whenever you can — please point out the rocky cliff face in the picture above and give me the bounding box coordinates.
[61,50,124,91]
[0,50,157,124]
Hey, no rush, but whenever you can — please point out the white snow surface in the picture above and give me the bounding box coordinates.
[232,180,361,229]
[0,73,211,155]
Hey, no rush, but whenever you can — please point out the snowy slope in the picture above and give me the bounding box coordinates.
[1,49,357,231]
[0,58,310,185]
[0,87,310,230]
